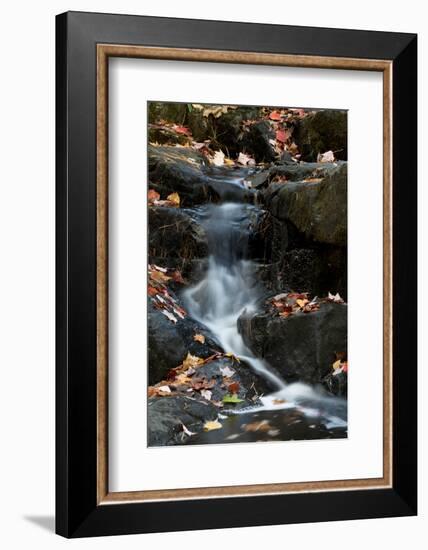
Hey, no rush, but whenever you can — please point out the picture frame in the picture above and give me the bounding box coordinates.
[56,11,417,538]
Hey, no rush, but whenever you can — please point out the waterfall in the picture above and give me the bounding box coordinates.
[183,202,286,390]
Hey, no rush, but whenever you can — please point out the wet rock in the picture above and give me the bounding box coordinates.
[323,370,348,397]
[294,110,347,162]
[148,146,220,206]
[245,168,270,190]
[148,102,188,125]
[248,209,288,264]
[280,247,347,300]
[241,120,276,163]
[238,301,347,384]
[149,206,208,280]
[148,125,192,146]
[147,395,218,446]
[148,290,222,385]
[147,355,272,446]
[264,163,347,246]
[194,356,272,403]
[187,105,262,155]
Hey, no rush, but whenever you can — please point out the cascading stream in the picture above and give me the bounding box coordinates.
[183,202,286,390]
[183,170,347,434]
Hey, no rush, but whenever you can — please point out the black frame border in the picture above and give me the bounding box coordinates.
[56,11,417,538]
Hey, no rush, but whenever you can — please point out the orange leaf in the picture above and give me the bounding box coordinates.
[148,189,160,202]
[269,111,281,121]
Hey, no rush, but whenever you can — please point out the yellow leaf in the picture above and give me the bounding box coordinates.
[166,192,180,206]
[332,359,341,371]
[193,333,206,344]
[174,373,192,385]
[150,270,171,283]
[182,352,204,369]
[225,352,241,363]
[296,298,309,308]
[203,420,222,432]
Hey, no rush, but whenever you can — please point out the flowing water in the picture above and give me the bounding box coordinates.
[182,170,347,444]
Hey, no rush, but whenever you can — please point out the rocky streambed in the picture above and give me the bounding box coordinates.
[147,110,348,447]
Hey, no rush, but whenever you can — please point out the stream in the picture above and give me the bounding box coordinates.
[181,168,347,445]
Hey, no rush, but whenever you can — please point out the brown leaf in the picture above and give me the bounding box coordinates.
[243,420,272,432]
[227,381,240,394]
[193,333,206,344]
[171,270,185,284]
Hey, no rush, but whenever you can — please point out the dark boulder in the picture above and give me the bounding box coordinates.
[148,102,189,125]
[187,105,262,155]
[241,120,276,163]
[294,110,347,162]
[147,395,218,446]
[264,163,347,246]
[248,209,288,264]
[147,355,271,446]
[280,246,347,300]
[148,146,220,206]
[238,301,347,384]
[148,291,222,385]
[148,125,192,146]
[149,206,208,280]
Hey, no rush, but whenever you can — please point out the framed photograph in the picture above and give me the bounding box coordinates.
[56,11,417,537]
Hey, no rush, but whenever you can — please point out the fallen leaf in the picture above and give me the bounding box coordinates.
[200,389,212,401]
[191,378,215,391]
[212,150,225,166]
[161,309,177,323]
[302,177,323,183]
[158,385,171,393]
[182,352,205,369]
[237,152,254,166]
[224,352,240,363]
[332,359,342,371]
[222,393,244,404]
[243,420,272,432]
[296,298,309,308]
[171,270,185,284]
[227,381,240,394]
[150,269,171,283]
[182,424,196,436]
[317,150,335,163]
[276,129,289,143]
[220,366,235,378]
[173,125,191,135]
[174,373,193,385]
[193,333,206,344]
[148,189,160,202]
[203,419,222,431]
[327,292,345,304]
[166,192,180,206]
[269,111,282,121]
[148,285,158,296]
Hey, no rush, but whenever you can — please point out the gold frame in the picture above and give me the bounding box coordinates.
[96,44,393,505]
